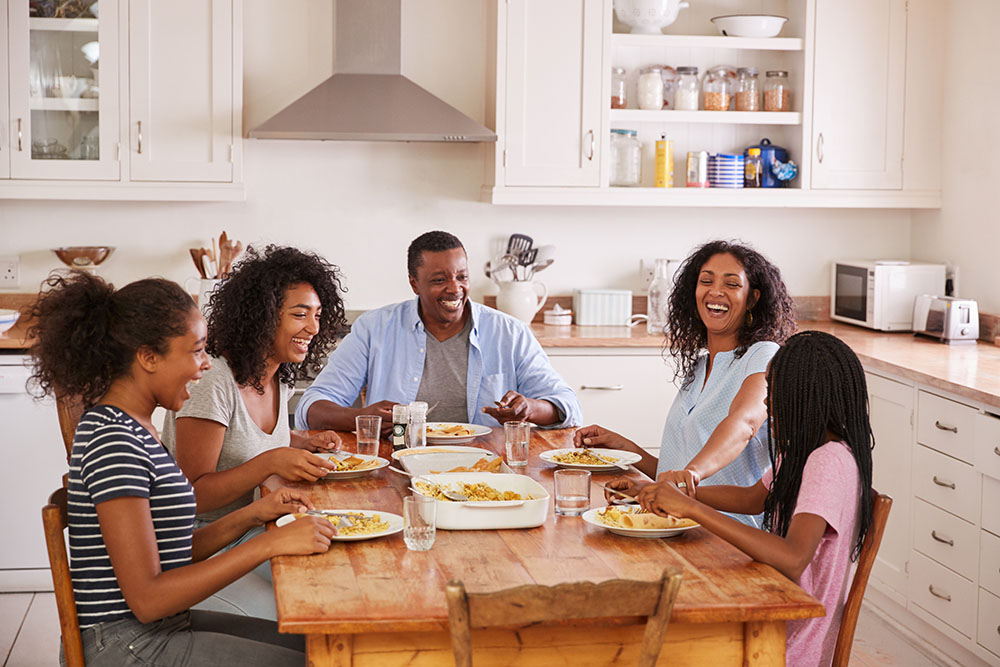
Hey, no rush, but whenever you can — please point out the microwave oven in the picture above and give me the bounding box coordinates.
[830,261,946,331]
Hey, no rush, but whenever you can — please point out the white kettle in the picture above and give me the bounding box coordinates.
[496,281,548,324]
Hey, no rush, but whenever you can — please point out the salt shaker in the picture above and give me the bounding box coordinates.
[406,401,428,448]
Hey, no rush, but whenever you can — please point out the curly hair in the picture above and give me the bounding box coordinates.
[206,245,347,392]
[407,231,465,277]
[27,272,196,409]
[667,240,796,386]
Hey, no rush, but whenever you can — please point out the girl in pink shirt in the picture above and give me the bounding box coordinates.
[628,331,874,667]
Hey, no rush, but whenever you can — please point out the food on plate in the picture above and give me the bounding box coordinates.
[552,449,620,466]
[294,512,389,536]
[426,423,475,437]
[597,506,697,530]
[415,480,534,502]
[328,455,379,472]
[430,457,502,474]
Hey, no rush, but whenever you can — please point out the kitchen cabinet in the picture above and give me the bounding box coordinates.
[0,8,9,180]
[0,0,243,200]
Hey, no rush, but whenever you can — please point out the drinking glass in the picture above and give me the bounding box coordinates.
[403,495,436,551]
[504,420,530,468]
[553,469,591,516]
[355,415,381,457]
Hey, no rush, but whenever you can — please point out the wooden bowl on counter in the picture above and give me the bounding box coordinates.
[52,246,115,268]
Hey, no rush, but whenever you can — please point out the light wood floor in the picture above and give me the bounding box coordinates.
[0,592,950,667]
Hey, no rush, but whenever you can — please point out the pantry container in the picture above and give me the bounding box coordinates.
[573,289,633,326]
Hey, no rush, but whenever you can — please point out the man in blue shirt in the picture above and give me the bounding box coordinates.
[295,231,581,431]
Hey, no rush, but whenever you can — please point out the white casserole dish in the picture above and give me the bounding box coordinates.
[412,472,549,530]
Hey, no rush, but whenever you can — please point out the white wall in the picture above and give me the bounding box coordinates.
[0,0,915,311]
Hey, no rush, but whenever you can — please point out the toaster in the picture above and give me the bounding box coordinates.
[912,295,979,344]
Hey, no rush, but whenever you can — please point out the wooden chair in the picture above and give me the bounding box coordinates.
[55,391,83,461]
[445,567,683,667]
[832,490,893,667]
[42,485,85,667]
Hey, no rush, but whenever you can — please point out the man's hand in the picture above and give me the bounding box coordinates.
[482,390,531,423]
[359,400,396,435]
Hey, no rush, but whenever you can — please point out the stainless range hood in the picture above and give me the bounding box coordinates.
[250,0,496,143]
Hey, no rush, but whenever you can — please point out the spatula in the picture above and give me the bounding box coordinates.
[506,233,533,257]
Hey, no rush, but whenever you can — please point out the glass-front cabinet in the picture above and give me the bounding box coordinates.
[8,0,119,179]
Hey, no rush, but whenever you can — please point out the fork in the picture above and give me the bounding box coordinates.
[303,510,355,526]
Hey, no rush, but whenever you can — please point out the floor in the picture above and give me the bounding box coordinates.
[0,593,950,666]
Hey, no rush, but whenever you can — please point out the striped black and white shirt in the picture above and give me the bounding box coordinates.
[67,405,196,628]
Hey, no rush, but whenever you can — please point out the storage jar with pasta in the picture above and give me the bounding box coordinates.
[703,68,731,110]
[763,70,791,111]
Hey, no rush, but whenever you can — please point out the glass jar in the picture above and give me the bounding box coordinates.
[674,66,699,110]
[637,66,663,110]
[610,129,641,186]
[763,70,791,111]
[734,67,760,111]
[611,66,627,109]
[702,68,731,111]
[744,147,763,188]
[659,65,677,109]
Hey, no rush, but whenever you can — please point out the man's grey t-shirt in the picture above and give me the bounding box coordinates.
[162,356,290,522]
[415,316,471,423]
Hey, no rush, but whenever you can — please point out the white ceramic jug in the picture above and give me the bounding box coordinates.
[496,281,548,324]
[185,277,222,315]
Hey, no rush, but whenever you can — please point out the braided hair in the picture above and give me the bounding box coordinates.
[763,330,874,560]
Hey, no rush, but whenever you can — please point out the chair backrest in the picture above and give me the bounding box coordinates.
[445,567,683,667]
[56,392,83,462]
[42,485,85,667]
[832,489,893,667]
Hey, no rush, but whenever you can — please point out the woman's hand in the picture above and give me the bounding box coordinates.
[266,448,336,482]
[267,515,336,556]
[291,429,342,452]
[572,425,640,453]
[603,476,649,504]
[250,487,315,524]
[637,480,697,519]
[656,468,701,498]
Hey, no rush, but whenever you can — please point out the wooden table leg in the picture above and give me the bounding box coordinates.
[743,620,785,666]
[306,633,354,667]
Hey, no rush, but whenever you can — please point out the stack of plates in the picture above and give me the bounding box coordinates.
[708,153,744,188]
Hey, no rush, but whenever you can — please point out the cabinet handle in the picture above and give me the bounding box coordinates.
[932,475,956,490]
[816,132,824,164]
[16,118,23,152]
[585,129,594,161]
[994,446,999,457]
[928,585,951,602]
[137,121,143,154]
[930,530,954,546]
[934,420,958,433]
[580,385,624,391]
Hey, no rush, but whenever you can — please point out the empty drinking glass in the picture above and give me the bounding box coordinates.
[504,421,530,468]
[403,494,436,551]
[553,469,591,516]
[355,415,381,457]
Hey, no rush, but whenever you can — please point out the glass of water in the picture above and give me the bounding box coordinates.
[553,469,591,516]
[504,420,530,468]
[355,415,381,457]
[403,494,436,551]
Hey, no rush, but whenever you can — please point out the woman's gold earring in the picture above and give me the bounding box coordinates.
[746,310,753,326]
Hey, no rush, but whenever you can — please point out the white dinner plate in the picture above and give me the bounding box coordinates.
[275,509,403,541]
[391,445,495,461]
[423,422,492,445]
[581,505,699,539]
[539,448,642,471]
[317,453,389,479]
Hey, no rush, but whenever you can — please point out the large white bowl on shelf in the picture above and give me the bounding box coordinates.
[711,14,787,38]
[614,0,690,34]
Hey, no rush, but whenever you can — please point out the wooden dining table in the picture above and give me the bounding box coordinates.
[264,427,823,667]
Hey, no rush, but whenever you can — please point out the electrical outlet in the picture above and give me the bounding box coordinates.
[0,256,20,288]
[639,258,657,290]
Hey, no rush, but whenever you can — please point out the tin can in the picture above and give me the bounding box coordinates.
[686,151,709,188]
[654,134,674,188]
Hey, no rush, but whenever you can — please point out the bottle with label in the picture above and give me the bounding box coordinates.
[647,259,674,334]
[654,134,673,188]
[406,401,428,448]
[744,147,763,188]
[391,404,409,452]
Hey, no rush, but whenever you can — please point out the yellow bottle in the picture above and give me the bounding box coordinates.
[654,134,673,188]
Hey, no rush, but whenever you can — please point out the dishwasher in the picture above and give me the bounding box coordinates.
[0,353,68,591]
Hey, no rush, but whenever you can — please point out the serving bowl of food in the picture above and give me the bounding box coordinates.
[411,472,549,529]
[393,447,511,476]
[711,14,787,38]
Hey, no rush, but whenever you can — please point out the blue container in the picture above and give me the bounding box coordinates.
[744,138,789,188]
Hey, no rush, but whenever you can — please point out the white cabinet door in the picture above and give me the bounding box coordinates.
[128,0,234,182]
[867,371,914,602]
[1,2,9,179]
[548,351,676,454]
[502,0,602,186]
[811,0,905,189]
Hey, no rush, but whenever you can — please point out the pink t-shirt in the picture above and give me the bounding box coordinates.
[761,441,862,667]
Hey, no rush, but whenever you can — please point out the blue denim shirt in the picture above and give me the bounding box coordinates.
[295,299,582,429]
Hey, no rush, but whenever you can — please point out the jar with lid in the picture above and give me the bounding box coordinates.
[406,401,428,448]
[610,129,641,186]
[763,70,791,111]
[674,66,699,110]
[734,67,760,111]
[637,66,664,110]
[611,67,628,109]
[702,68,731,111]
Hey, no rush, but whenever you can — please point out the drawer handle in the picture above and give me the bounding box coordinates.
[934,420,958,433]
[994,446,1000,457]
[930,530,954,546]
[928,585,951,602]
[932,476,956,490]
[580,385,624,391]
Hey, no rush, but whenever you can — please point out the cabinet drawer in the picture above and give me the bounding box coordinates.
[911,499,978,580]
[981,530,1000,597]
[979,588,1000,660]
[976,412,1000,481]
[984,475,1000,537]
[909,550,976,638]
[913,444,979,522]
[917,391,977,462]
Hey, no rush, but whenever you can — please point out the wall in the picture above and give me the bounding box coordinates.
[0,0,914,311]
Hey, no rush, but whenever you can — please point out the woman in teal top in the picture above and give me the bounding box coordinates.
[575,240,796,526]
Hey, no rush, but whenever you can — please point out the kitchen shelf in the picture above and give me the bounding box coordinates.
[610,109,801,125]
[29,17,98,32]
[29,97,99,112]
[611,33,804,51]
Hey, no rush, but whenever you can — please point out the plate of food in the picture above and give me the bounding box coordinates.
[582,505,699,539]
[539,448,642,471]
[317,452,389,479]
[275,509,403,541]
[424,422,492,445]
